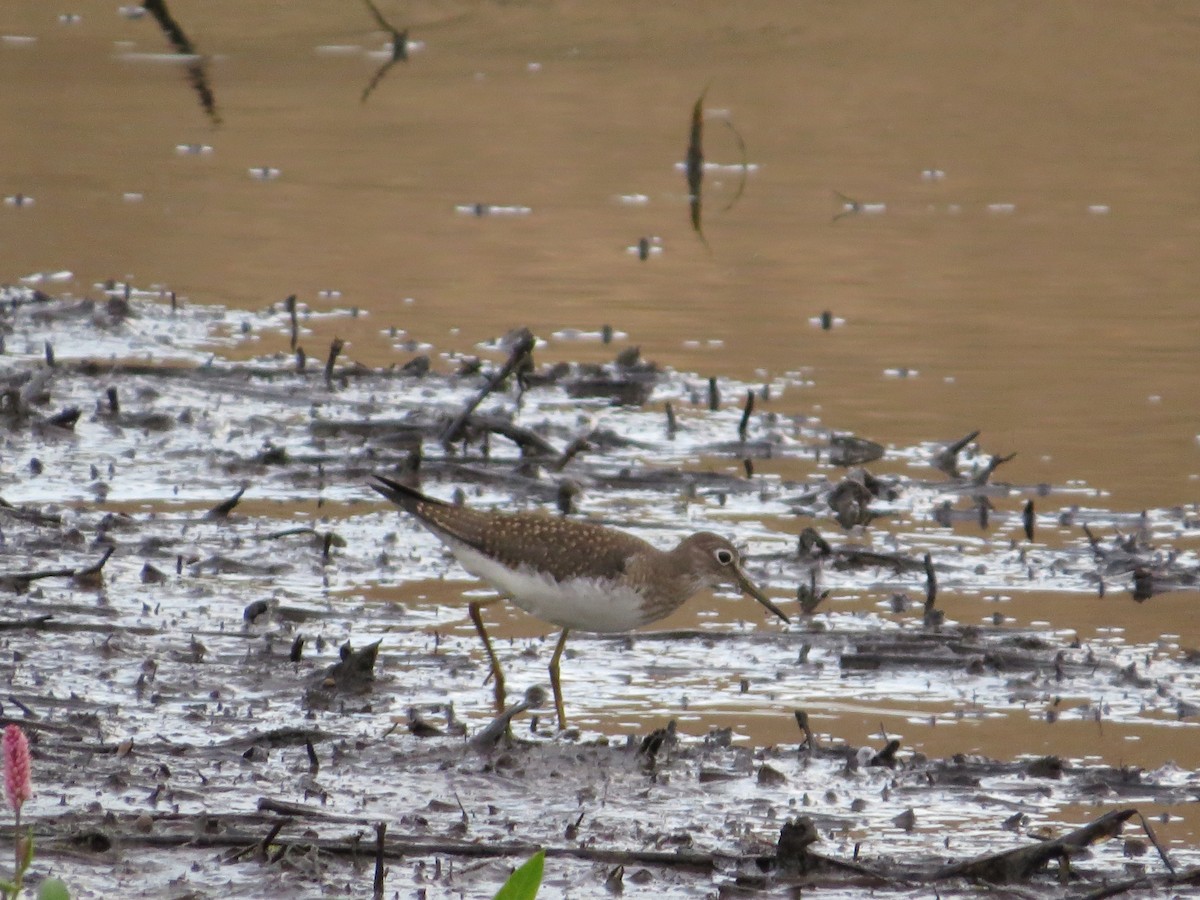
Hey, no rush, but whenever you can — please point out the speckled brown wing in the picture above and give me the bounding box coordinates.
[371,474,661,583]
[415,502,656,585]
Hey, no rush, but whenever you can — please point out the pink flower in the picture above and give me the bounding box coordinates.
[2,725,31,813]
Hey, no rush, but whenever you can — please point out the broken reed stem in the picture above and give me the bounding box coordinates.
[439,329,536,448]
[259,817,290,859]
[324,338,344,387]
[373,821,387,899]
[923,553,937,607]
[284,295,298,350]
[738,389,754,441]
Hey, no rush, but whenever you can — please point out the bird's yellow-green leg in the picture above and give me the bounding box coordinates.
[468,600,506,714]
[549,628,570,729]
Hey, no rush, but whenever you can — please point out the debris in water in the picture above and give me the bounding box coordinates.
[359,0,408,104]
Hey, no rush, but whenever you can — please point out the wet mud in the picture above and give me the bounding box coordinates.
[1,287,1198,897]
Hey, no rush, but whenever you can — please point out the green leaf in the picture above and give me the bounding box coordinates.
[37,878,71,900]
[492,849,544,900]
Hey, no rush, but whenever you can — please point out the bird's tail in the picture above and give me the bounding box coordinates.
[369,475,441,512]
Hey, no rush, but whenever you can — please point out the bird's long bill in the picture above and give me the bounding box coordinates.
[733,563,790,624]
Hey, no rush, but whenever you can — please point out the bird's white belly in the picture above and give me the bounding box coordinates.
[449,544,648,632]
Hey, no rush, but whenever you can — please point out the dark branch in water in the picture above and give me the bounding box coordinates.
[0,547,113,593]
[205,485,246,520]
[935,808,1137,883]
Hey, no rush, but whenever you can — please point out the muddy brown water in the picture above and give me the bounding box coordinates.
[1,1,1199,896]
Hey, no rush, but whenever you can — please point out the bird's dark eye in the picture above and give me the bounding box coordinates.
[714,548,734,566]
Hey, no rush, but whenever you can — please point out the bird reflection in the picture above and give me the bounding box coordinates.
[141,0,220,125]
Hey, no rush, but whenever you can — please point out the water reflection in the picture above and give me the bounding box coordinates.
[359,0,408,104]
[141,0,221,124]
[685,87,706,243]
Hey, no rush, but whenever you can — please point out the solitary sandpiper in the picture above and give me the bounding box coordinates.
[370,475,789,728]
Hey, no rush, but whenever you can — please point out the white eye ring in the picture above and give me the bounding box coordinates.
[714,548,734,566]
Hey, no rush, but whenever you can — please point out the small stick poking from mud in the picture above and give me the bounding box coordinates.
[259,818,290,861]
[440,328,536,448]
[372,821,387,899]
[869,738,901,768]
[470,686,548,747]
[923,552,937,607]
[1134,809,1176,875]
[931,429,980,478]
[665,401,677,438]
[707,377,719,411]
[206,485,247,520]
[972,451,1017,487]
[73,546,115,585]
[794,709,816,752]
[283,294,298,350]
[324,338,344,387]
[552,435,590,472]
[6,696,35,718]
[737,389,754,441]
[1,547,114,592]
